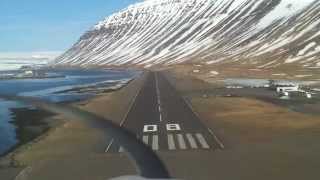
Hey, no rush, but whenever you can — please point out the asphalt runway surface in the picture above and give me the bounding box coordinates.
[106,72,223,153]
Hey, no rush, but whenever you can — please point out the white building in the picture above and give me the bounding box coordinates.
[306,93,312,99]
[24,70,34,75]
[276,85,299,93]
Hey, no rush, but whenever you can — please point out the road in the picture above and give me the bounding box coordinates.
[106,71,223,153]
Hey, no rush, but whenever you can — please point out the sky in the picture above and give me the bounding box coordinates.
[0,0,139,57]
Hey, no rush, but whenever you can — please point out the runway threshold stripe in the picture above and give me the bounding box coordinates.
[195,133,210,149]
[152,135,159,150]
[142,135,149,145]
[186,134,198,149]
[119,146,124,153]
[177,134,187,150]
[168,134,176,150]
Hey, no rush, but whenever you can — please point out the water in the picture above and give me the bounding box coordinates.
[0,68,139,155]
[0,101,22,154]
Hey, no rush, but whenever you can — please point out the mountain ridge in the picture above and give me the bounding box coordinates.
[54,0,320,70]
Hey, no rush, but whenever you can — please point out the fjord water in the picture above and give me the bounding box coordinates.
[0,68,138,155]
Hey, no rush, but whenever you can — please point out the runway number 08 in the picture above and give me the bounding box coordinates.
[143,124,181,133]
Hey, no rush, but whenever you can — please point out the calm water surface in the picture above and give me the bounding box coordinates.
[0,68,138,155]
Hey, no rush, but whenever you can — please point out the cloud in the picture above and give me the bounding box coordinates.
[0,51,62,61]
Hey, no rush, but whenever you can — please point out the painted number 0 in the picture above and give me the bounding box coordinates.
[143,125,158,132]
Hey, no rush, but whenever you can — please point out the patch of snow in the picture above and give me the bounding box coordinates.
[272,73,287,76]
[228,0,248,12]
[286,55,304,63]
[257,0,315,28]
[298,42,317,56]
[258,60,277,68]
[210,71,219,75]
[295,75,313,78]
[56,0,320,68]
[249,69,262,71]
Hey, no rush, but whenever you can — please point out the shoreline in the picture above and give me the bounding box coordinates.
[0,90,119,167]
[0,74,135,162]
[0,70,145,172]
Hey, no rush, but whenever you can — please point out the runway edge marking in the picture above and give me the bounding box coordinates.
[158,72,225,150]
[182,92,225,150]
[14,166,33,180]
[105,72,147,153]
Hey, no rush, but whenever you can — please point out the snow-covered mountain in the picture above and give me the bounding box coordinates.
[55,0,320,69]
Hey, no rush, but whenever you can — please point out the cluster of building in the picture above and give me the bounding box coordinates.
[272,82,313,99]
[0,66,64,80]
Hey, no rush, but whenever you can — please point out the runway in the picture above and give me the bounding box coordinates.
[105,72,223,153]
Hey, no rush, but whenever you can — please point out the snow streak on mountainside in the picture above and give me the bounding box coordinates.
[55,0,320,69]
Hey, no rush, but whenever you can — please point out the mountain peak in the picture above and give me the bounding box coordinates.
[55,0,320,69]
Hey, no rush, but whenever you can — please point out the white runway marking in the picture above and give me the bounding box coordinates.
[155,73,163,122]
[186,133,198,149]
[208,128,225,149]
[159,112,163,122]
[143,125,158,132]
[152,135,159,150]
[195,133,210,149]
[142,135,149,145]
[105,139,114,152]
[113,133,213,153]
[167,134,176,150]
[177,134,187,150]
[166,123,181,131]
[119,146,124,153]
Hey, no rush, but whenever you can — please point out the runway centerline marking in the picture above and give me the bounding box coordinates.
[155,73,163,122]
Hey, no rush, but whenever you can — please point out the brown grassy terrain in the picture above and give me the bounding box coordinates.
[192,97,320,146]
[161,67,320,180]
[166,63,320,84]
